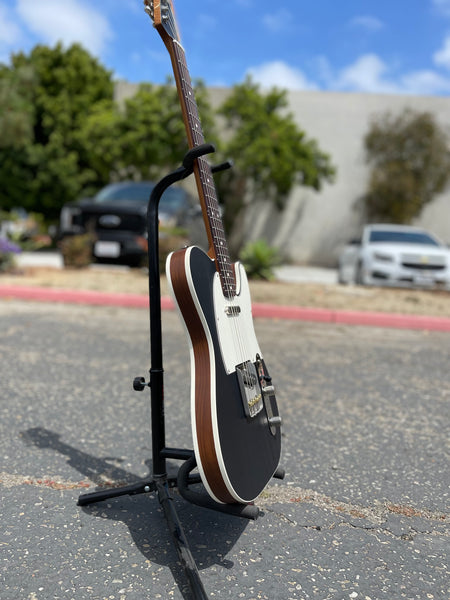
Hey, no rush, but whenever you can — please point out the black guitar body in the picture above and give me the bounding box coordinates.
[167,246,281,504]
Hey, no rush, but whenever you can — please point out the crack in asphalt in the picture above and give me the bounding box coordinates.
[2,472,447,536]
[256,484,449,530]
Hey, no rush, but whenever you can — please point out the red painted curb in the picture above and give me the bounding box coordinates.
[0,284,149,308]
[1,284,449,332]
[252,302,450,332]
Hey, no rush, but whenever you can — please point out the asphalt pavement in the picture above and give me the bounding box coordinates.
[1,300,449,599]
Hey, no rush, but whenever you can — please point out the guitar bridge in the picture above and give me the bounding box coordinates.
[236,361,263,418]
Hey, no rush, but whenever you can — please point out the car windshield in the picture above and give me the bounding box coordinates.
[369,230,440,246]
[94,183,185,212]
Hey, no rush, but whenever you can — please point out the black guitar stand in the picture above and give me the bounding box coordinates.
[77,144,284,599]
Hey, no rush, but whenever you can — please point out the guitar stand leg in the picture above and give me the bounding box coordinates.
[78,474,208,600]
[77,480,157,506]
[155,477,209,600]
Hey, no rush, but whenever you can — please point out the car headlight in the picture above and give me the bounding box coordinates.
[60,207,81,232]
[373,252,394,263]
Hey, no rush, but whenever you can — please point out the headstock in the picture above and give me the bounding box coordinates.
[143,0,180,44]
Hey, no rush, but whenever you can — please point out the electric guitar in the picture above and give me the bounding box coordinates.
[144,0,282,504]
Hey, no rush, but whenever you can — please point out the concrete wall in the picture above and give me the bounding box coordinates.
[278,91,450,265]
[115,81,450,265]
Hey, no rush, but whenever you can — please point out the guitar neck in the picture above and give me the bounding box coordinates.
[166,39,236,298]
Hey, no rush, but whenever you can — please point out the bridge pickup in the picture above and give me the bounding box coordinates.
[225,305,241,316]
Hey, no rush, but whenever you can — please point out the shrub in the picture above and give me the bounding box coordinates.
[59,233,94,268]
[239,239,280,280]
[363,109,450,223]
[0,237,21,273]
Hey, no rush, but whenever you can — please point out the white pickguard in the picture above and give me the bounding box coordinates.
[213,262,262,374]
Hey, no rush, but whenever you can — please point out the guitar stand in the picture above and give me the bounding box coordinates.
[78,143,285,599]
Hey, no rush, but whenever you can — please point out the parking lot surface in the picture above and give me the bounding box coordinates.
[1,300,449,599]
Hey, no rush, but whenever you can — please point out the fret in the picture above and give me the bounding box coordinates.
[171,40,236,297]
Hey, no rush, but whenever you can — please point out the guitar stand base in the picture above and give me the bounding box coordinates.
[78,453,284,600]
[77,449,284,521]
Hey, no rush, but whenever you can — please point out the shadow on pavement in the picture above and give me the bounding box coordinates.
[21,426,248,599]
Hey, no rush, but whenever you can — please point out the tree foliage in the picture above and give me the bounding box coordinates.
[76,78,217,190]
[0,45,335,237]
[0,44,217,221]
[0,43,113,219]
[0,64,36,148]
[363,109,450,223]
[217,78,335,234]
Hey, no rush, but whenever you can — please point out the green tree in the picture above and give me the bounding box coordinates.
[217,78,335,238]
[118,79,217,179]
[363,109,450,223]
[0,65,36,209]
[0,43,113,219]
[0,42,218,221]
[77,78,217,187]
[0,64,36,148]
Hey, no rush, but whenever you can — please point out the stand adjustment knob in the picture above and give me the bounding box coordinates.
[133,376,150,391]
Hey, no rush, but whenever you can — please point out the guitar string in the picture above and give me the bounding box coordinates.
[174,41,234,293]
[171,34,253,378]
[172,46,236,297]
[179,60,232,292]
[163,2,254,387]
[168,20,253,380]
[164,11,248,407]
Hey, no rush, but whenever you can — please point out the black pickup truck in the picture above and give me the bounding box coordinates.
[58,181,196,265]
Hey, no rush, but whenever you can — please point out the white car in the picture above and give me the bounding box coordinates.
[338,224,450,288]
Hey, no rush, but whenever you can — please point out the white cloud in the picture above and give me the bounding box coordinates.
[333,54,399,93]
[349,15,384,32]
[246,54,450,96]
[16,0,113,57]
[247,61,318,91]
[400,69,450,94]
[326,53,450,96]
[433,35,450,68]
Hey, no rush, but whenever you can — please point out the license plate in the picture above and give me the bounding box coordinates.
[414,274,433,286]
[94,241,121,258]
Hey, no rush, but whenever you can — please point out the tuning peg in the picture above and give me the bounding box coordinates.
[143,1,154,19]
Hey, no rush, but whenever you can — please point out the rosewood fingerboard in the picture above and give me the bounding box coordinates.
[168,39,236,298]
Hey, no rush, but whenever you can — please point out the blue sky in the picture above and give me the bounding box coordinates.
[3,1,450,95]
